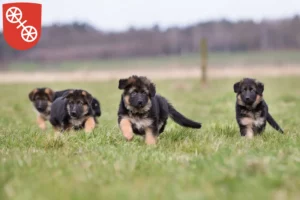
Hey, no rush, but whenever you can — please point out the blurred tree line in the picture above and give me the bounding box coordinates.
[1,16,300,63]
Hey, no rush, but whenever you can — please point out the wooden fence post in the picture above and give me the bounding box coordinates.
[200,38,208,86]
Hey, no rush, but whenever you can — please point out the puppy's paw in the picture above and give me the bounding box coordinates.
[124,131,134,141]
[39,123,46,130]
[84,117,96,133]
[145,135,157,145]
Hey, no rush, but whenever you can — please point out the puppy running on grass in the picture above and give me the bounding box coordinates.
[49,89,97,133]
[117,75,202,145]
[233,78,284,138]
[29,88,101,130]
[53,89,101,123]
[28,87,55,130]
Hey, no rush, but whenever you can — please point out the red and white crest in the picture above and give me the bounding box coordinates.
[2,2,42,50]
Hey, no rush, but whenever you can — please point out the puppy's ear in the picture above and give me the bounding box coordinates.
[62,90,73,100]
[28,88,37,101]
[118,79,128,89]
[45,88,55,102]
[256,81,264,95]
[149,83,156,97]
[233,82,240,93]
[83,92,93,105]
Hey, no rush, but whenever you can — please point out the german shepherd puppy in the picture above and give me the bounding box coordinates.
[49,89,96,133]
[53,89,101,119]
[29,88,101,130]
[117,75,202,145]
[233,78,284,138]
[28,87,55,130]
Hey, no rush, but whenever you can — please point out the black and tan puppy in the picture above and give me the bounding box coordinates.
[117,75,202,145]
[53,89,101,120]
[28,87,55,130]
[29,88,101,130]
[49,89,96,133]
[233,78,284,138]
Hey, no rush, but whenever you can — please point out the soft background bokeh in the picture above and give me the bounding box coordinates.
[0,0,300,80]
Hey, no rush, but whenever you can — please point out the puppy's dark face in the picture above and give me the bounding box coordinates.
[127,87,150,108]
[63,90,93,119]
[29,88,54,113]
[118,75,156,112]
[234,78,264,106]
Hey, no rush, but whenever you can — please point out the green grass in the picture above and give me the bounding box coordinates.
[7,50,300,71]
[1,77,300,200]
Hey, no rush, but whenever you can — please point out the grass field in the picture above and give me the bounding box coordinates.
[1,76,300,200]
[7,50,300,71]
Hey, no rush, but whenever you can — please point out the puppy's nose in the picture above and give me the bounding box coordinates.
[138,100,143,105]
[246,97,250,101]
[71,111,76,116]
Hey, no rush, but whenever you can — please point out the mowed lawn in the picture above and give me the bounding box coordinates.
[0,77,300,200]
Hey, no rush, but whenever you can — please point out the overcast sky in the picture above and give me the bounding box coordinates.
[1,0,300,31]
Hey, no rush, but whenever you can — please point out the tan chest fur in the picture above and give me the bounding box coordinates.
[128,116,153,130]
[41,113,50,120]
[69,117,86,127]
[240,110,265,128]
[34,108,50,120]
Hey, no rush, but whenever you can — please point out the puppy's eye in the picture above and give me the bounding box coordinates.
[243,88,247,91]
[141,91,147,94]
[132,92,137,95]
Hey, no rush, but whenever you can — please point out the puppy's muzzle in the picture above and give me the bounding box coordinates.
[37,106,44,112]
[70,110,79,118]
[137,100,143,107]
[37,102,45,112]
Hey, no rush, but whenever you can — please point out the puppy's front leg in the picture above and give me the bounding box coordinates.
[239,117,254,139]
[119,117,134,141]
[84,116,96,133]
[240,127,254,139]
[52,126,62,139]
[37,115,46,130]
[145,127,157,145]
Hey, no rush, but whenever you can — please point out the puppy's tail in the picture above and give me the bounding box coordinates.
[267,112,284,133]
[168,103,202,129]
